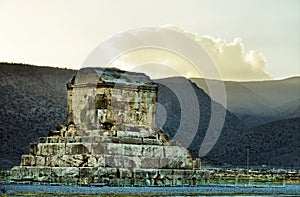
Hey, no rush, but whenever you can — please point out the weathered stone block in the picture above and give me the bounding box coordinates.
[74,136,82,142]
[142,145,164,158]
[38,137,47,143]
[62,155,85,167]
[120,137,142,144]
[48,130,63,137]
[35,156,46,166]
[123,156,141,168]
[192,158,201,169]
[80,167,95,185]
[97,155,106,167]
[141,157,160,169]
[91,143,107,154]
[104,155,124,168]
[21,155,35,166]
[106,143,123,155]
[164,146,188,158]
[29,143,37,155]
[37,143,65,156]
[123,144,143,156]
[48,137,59,143]
[65,143,91,155]
[142,138,154,145]
[87,155,98,167]
[119,168,132,178]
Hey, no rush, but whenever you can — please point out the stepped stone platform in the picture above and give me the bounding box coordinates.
[11,67,203,186]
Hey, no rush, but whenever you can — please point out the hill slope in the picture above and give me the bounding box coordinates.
[0,63,76,169]
[190,77,300,127]
[241,117,300,168]
[155,77,246,166]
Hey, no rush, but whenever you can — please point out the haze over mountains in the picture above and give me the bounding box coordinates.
[190,77,300,128]
[0,63,299,170]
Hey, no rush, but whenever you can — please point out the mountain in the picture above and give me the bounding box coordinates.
[241,117,300,168]
[190,77,300,128]
[155,77,247,166]
[0,63,76,169]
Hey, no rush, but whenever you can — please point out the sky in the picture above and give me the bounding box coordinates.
[0,0,299,81]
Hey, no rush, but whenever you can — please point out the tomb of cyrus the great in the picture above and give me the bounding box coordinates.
[11,67,204,186]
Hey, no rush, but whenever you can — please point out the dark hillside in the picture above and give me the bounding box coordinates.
[0,63,76,169]
[241,117,300,168]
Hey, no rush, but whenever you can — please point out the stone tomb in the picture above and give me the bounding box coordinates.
[11,67,202,186]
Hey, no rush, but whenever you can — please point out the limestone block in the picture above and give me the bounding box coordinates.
[123,144,143,156]
[161,158,193,169]
[118,177,132,186]
[111,137,119,143]
[123,156,141,168]
[48,137,59,143]
[48,130,63,137]
[142,145,164,158]
[192,158,201,169]
[29,143,37,155]
[45,155,84,167]
[142,138,154,145]
[106,143,123,155]
[104,155,141,168]
[62,155,85,167]
[141,157,160,169]
[185,159,193,169]
[120,137,142,144]
[58,167,79,185]
[80,167,95,185]
[74,136,82,142]
[87,155,98,167]
[11,166,22,181]
[38,137,47,143]
[58,137,66,143]
[37,143,65,156]
[104,155,124,168]
[35,167,52,182]
[158,169,174,185]
[96,167,118,180]
[94,136,103,143]
[91,143,107,154]
[81,130,91,136]
[164,146,188,158]
[97,155,106,167]
[119,168,132,178]
[65,143,91,155]
[117,131,140,138]
[21,155,35,166]
[65,129,79,137]
[35,156,46,166]
[160,158,172,169]
[153,139,162,145]
[36,144,43,155]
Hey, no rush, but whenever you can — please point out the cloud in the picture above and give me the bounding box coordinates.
[199,36,273,81]
[109,26,273,81]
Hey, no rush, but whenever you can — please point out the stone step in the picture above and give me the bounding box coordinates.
[20,154,199,169]
[29,142,191,158]
[11,166,206,186]
[38,136,163,145]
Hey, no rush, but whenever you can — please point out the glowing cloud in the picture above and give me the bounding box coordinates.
[109,26,273,81]
[199,36,273,81]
